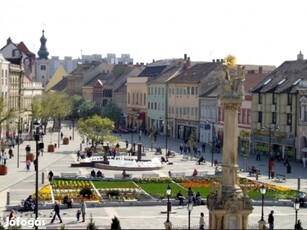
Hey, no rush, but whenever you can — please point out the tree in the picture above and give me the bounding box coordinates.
[101,101,122,127]
[0,97,16,128]
[78,101,102,119]
[76,114,117,147]
[188,129,197,159]
[111,216,121,229]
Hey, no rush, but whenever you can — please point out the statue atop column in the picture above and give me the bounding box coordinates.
[219,55,245,99]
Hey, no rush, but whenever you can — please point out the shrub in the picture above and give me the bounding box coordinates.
[80,187,93,198]
[87,214,98,230]
[111,216,121,229]
[107,190,120,197]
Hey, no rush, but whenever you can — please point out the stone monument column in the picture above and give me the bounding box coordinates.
[207,55,253,229]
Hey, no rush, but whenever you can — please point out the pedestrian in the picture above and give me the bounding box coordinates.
[256,151,261,161]
[48,170,54,183]
[76,209,81,221]
[33,158,38,171]
[2,152,8,165]
[80,199,87,222]
[25,145,31,154]
[188,187,194,202]
[179,144,183,154]
[268,210,274,230]
[9,210,15,221]
[61,132,63,140]
[201,143,206,153]
[50,201,63,224]
[125,140,128,149]
[199,212,205,230]
[26,159,31,171]
[8,147,13,158]
[77,150,81,161]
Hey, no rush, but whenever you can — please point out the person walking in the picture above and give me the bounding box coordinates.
[48,171,54,183]
[268,210,274,230]
[199,212,205,230]
[2,152,8,165]
[50,201,63,224]
[80,199,87,222]
[26,159,31,171]
[8,147,13,158]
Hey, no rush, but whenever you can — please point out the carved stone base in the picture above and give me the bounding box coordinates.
[207,188,253,229]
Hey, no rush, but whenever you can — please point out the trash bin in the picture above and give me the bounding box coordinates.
[287,164,292,174]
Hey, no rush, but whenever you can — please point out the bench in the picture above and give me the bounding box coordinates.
[248,167,261,177]
[198,171,208,177]
[61,172,78,178]
[142,173,159,178]
[275,173,286,182]
[114,174,132,179]
[171,172,185,178]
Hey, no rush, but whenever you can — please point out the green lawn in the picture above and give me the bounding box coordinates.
[247,189,299,200]
[92,180,138,189]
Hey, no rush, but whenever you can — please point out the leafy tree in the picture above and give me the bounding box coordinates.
[0,97,16,127]
[111,216,121,229]
[78,101,102,119]
[101,101,122,127]
[188,129,197,158]
[76,114,117,146]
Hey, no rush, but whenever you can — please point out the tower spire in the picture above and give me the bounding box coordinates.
[37,30,49,59]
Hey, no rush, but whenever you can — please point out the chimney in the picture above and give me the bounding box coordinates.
[212,59,215,62]
[184,54,187,60]
[7,37,11,44]
[216,59,220,62]
[297,51,304,60]
[152,59,155,63]
[259,66,263,74]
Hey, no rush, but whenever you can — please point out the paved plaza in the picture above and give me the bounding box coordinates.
[1,121,307,229]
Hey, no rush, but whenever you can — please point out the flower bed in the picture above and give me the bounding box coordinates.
[51,179,101,203]
[33,185,53,204]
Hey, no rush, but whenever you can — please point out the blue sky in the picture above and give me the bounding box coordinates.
[1,0,306,66]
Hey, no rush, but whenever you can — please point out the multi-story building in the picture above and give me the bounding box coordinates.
[250,52,306,161]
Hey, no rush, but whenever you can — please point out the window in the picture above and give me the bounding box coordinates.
[41,65,46,70]
[191,87,194,95]
[128,93,130,104]
[187,87,190,95]
[258,94,262,104]
[288,94,293,105]
[272,93,277,104]
[287,113,292,125]
[258,111,262,123]
[272,112,276,124]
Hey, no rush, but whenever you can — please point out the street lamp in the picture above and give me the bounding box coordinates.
[164,184,172,229]
[294,198,300,229]
[206,120,217,167]
[187,200,193,230]
[33,120,42,228]
[260,184,266,221]
[261,124,279,179]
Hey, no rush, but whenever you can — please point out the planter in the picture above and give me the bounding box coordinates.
[0,165,8,175]
[63,137,69,145]
[48,144,55,152]
[26,153,35,162]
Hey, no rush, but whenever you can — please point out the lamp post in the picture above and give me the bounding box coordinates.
[206,120,217,167]
[33,120,42,229]
[260,185,266,221]
[187,200,193,230]
[130,114,134,145]
[164,184,172,229]
[165,119,168,155]
[294,198,300,229]
[261,124,279,179]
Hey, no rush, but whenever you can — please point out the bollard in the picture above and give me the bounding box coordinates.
[42,172,45,184]
[256,172,259,181]
[7,192,10,205]
[298,177,301,191]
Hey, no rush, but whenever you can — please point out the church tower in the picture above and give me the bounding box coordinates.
[35,30,51,87]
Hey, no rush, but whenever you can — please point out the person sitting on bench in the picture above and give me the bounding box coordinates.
[161,156,168,163]
[97,170,103,178]
[249,166,257,176]
[63,195,73,208]
[90,169,96,178]
[192,168,198,177]
[197,156,205,165]
[176,190,185,205]
[122,170,129,178]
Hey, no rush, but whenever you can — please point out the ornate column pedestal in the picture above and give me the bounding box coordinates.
[207,57,253,229]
